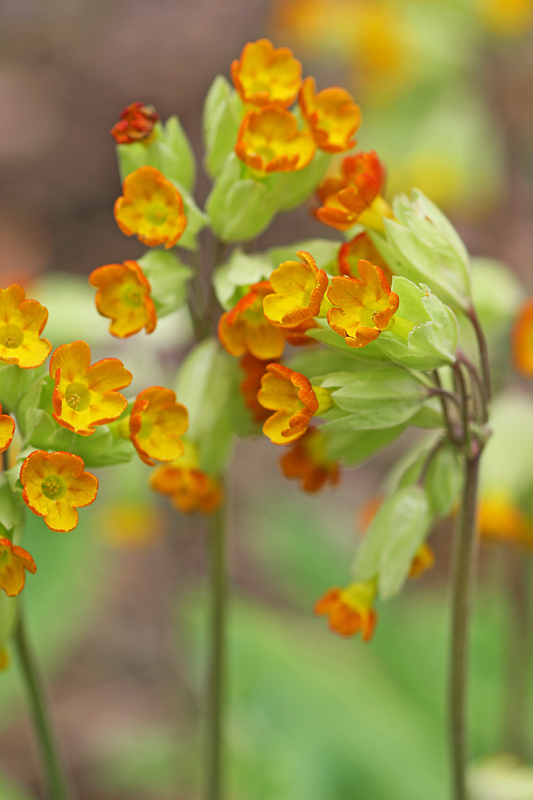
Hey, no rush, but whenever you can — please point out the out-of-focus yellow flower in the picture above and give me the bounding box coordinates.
[478,492,533,548]
[299,77,361,153]
[110,102,159,144]
[0,538,36,596]
[231,39,302,107]
[219,281,286,360]
[263,251,330,328]
[50,340,132,436]
[89,260,157,339]
[409,542,435,579]
[0,649,8,670]
[475,0,533,36]
[258,363,331,444]
[20,450,98,532]
[235,107,316,173]
[512,298,533,377]
[99,501,162,548]
[327,260,399,348]
[150,443,223,515]
[279,425,340,492]
[315,580,377,640]
[129,386,188,467]
[114,166,187,248]
[338,232,392,284]
[0,285,52,369]
[0,404,15,454]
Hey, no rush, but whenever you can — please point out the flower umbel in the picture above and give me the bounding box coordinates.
[114,166,187,248]
[263,251,329,328]
[0,539,36,597]
[279,425,340,492]
[89,260,157,338]
[299,77,361,153]
[50,340,132,436]
[20,450,98,532]
[231,39,302,107]
[129,386,188,467]
[110,102,159,145]
[315,580,377,640]
[218,282,286,360]
[235,107,316,173]
[0,285,52,369]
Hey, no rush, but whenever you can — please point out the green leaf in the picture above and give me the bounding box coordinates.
[470,257,524,337]
[0,363,45,414]
[424,442,463,516]
[273,151,332,212]
[203,77,244,179]
[137,248,193,317]
[324,424,406,466]
[213,249,272,310]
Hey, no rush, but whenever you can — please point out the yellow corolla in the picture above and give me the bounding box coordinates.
[218,281,286,360]
[512,298,533,377]
[150,443,223,515]
[279,425,340,493]
[0,538,36,597]
[314,580,377,640]
[129,386,188,467]
[263,250,329,327]
[0,403,15,454]
[235,107,316,173]
[299,77,361,153]
[0,285,52,369]
[231,38,302,107]
[89,260,157,338]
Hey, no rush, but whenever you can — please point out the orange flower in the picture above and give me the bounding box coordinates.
[263,251,329,328]
[129,386,188,466]
[235,107,316,173]
[283,317,320,346]
[50,340,132,436]
[114,166,187,248]
[219,282,286,360]
[299,77,361,153]
[279,425,340,492]
[478,493,533,548]
[512,298,533,377]
[0,404,15,454]
[0,285,52,369]
[20,450,98,532]
[0,538,36,597]
[327,260,399,348]
[257,363,331,444]
[338,232,393,284]
[409,543,435,579]
[89,260,157,338]
[110,102,159,144]
[315,151,391,231]
[239,353,275,423]
[315,580,377,640]
[231,39,302,107]
[150,444,223,515]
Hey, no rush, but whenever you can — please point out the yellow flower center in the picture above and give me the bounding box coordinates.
[121,283,145,308]
[0,324,23,349]
[0,548,10,568]
[146,204,169,226]
[139,415,154,440]
[65,382,91,411]
[41,475,66,500]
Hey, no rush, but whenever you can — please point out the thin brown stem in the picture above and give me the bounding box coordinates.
[467,307,492,406]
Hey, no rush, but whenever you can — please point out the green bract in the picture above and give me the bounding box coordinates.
[424,442,463,516]
[203,76,244,179]
[213,249,272,310]
[137,249,193,318]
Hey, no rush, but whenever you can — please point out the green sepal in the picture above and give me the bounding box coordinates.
[408,398,444,429]
[287,349,372,381]
[424,442,463,517]
[352,485,432,600]
[0,363,46,415]
[213,249,272,310]
[137,249,193,318]
[266,239,339,274]
[306,326,390,361]
[0,472,25,544]
[203,76,244,179]
[170,183,208,252]
[324,424,406,466]
[272,151,332,212]
[0,592,17,651]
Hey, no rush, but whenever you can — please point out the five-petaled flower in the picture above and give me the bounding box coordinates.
[315,580,377,640]
[110,102,159,145]
[150,443,223,515]
[299,77,361,153]
[50,340,132,436]
[315,150,392,231]
[327,259,399,348]
[263,251,329,328]
[235,107,316,173]
[338,232,393,284]
[129,386,189,467]
[0,285,52,369]
[0,538,36,597]
[89,260,157,339]
[231,39,302,108]
[257,363,331,444]
[20,451,98,532]
[279,426,340,492]
[114,166,187,248]
[0,403,15,454]
[219,282,286,360]
[512,298,533,377]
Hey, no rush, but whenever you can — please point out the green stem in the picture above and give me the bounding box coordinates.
[206,494,227,800]
[467,307,492,406]
[449,453,481,800]
[503,549,531,759]
[452,362,471,452]
[14,604,74,800]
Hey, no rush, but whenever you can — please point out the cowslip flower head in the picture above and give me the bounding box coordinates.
[129,386,188,467]
[239,353,276,423]
[150,443,223,515]
[512,298,533,377]
[235,107,316,173]
[315,580,377,640]
[279,425,340,492]
[263,251,329,328]
[231,39,302,108]
[218,282,286,360]
[478,492,533,548]
[0,285,52,369]
[0,404,15,454]
[114,166,187,248]
[338,232,393,284]
[0,538,36,597]
[20,450,98,532]
[50,340,132,436]
[89,260,157,338]
[327,260,399,348]
[258,363,331,445]
[299,77,361,153]
[315,150,391,231]
[110,102,159,144]
[409,543,435,579]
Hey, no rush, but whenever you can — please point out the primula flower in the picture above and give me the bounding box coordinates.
[0,404,15,454]
[279,425,340,492]
[257,363,331,444]
[409,542,435,579]
[338,232,392,284]
[0,285,52,369]
[50,340,132,436]
[219,282,286,360]
[110,102,159,144]
[20,450,98,532]
[263,251,329,328]
[129,386,188,467]
[299,77,361,153]
[239,353,276,423]
[0,538,36,597]
[235,107,316,173]
[315,151,392,231]
[231,39,302,107]
[512,298,533,377]
[150,444,223,515]
[327,260,399,348]
[114,166,187,248]
[478,492,533,548]
[315,580,377,640]
[89,260,157,338]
